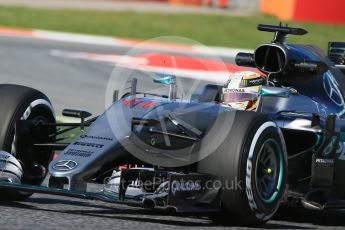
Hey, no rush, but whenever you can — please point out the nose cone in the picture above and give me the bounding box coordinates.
[48,103,132,189]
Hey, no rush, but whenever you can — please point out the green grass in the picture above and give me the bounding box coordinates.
[0,6,344,51]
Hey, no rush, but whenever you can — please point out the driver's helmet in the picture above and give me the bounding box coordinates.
[222,71,266,111]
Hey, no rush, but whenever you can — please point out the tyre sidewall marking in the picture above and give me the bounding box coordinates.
[21,99,54,120]
[246,121,283,221]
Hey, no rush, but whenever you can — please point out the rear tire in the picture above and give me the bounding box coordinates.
[197,111,287,226]
[0,84,55,200]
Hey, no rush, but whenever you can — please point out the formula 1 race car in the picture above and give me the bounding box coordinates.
[1,24,345,226]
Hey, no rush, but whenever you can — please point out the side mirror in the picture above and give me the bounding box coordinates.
[235,52,255,68]
[62,109,92,119]
[190,93,201,103]
[260,86,290,97]
[153,73,177,101]
[153,74,176,85]
[62,109,92,131]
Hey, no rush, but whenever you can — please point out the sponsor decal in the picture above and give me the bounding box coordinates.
[73,141,104,149]
[315,158,334,164]
[246,77,266,87]
[80,135,113,141]
[337,142,345,160]
[150,136,156,146]
[323,136,338,156]
[121,99,157,108]
[246,159,257,209]
[222,88,245,93]
[120,99,141,107]
[64,149,93,158]
[323,71,344,107]
[337,141,343,153]
[52,160,77,171]
[170,179,202,197]
[140,101,157,108]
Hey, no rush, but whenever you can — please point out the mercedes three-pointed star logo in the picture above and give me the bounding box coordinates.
[52,160,77,171]
[323,71,344,107]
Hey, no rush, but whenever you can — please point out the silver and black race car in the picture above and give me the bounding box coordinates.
[1,24,345,226]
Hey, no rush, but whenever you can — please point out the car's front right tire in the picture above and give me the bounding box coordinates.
[0,84,55,200]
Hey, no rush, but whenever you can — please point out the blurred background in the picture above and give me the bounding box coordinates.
[0,0,344,49]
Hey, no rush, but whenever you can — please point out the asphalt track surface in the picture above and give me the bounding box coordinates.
[0,35,345,229]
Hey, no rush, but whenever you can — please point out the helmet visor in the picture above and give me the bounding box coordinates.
[223,92,258,103]
[222,86,260,103]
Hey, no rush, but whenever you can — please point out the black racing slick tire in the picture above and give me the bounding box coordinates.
[197,111,287,226]
[0,84,55,200]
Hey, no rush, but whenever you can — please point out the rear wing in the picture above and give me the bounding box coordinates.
[328,42,345,74]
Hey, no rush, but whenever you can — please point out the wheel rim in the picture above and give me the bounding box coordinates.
[255,138,283,203]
